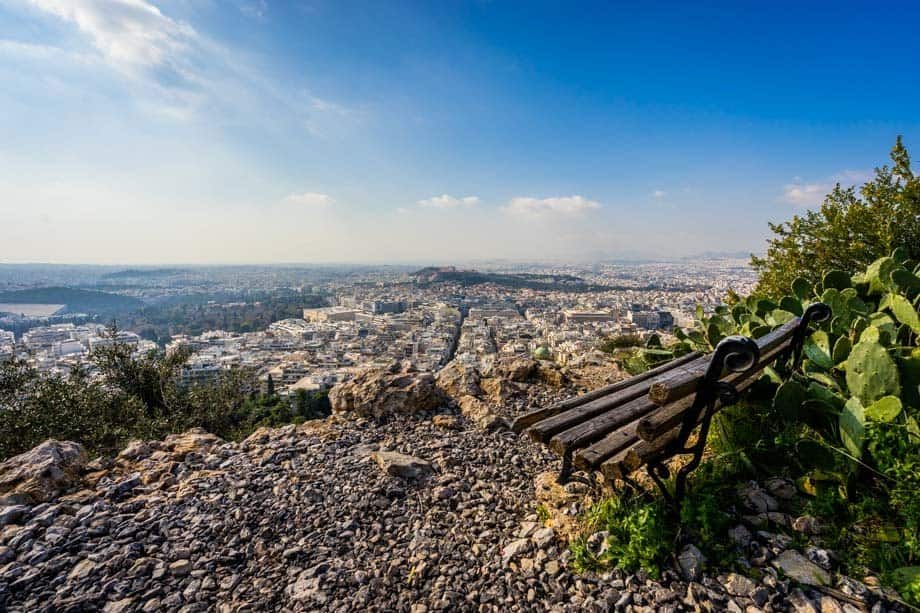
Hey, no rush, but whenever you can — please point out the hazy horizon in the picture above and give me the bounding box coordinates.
[3,1,919,263]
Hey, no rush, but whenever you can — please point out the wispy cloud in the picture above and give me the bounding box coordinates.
[417,194,480,209]
[652,189,666,199]
[504,195,601,216]
[283,192,335,207]
[27,0,196,73]
[781,169,872,207]
[16,0,358,133]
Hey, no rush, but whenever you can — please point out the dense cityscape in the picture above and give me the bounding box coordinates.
[0,259,755,395]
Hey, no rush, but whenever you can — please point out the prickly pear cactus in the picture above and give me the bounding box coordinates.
[845,338,900,406]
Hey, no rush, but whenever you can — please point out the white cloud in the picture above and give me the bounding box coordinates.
[782,182,829,207]
[283,192,335,207]
[504,195,601,216]
[652,190,666,199]
[27,0,196,72]
[782,169,871,208]
[18,0,358,133]
[417,194,480,209]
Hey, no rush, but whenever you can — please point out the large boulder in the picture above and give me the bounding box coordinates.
[0,440,87,505]
[161,428,222,460]
[435,360,482,398]
[329,361,445,418]
[457,395,504,430]
[481,377,519,405]
[495,357,536,382]
[535,362,568,388]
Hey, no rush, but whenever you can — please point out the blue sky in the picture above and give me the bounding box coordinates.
[1,0,918,264]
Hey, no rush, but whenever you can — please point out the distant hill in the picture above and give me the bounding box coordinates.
[411,267,600,291]
[0,287,143,315]
[101,268,188,279]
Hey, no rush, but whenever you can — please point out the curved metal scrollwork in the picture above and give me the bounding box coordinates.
[791,302,832,369]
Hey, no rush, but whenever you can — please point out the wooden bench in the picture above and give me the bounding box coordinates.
[513,302,830,506]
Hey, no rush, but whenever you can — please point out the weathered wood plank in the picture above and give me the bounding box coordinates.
[548,395,659,456]
[511,350,703,433]
[601,368,767,480]
[636,337,792,441]
[573,395,693,470]
[572,420,641,470]
[646,319,799,406]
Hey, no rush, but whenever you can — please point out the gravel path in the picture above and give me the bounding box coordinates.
[0,412,903,612]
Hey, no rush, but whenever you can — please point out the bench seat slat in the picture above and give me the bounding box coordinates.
[511,351,702,433]
[525,354,710,444]
[636,335,793,442]
[548,395,658,456]
[600,368,765,480]
[647,318,800,406]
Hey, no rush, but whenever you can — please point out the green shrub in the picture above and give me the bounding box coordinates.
[570,493,675,577]
[751,137,920,299]
[0,332,326,461]
[684,253,920,601]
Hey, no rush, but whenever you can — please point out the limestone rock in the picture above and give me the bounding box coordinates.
[480,377,518,405]
[457,395,503,430]
[792,515,825,535]
[431,414,461,430]
[330,361,445,418]
[495,357,536,382]
[764,477,797,500]
[723,573,757,597]
[371,451,433,480]
[0,440,87,505]
[435,361,482,398]
[161,428,222,460]
[771,550,831,586]
[678,544,705,581]
[740,483,779,513]
[535,363,567,387]
[116,440,154,463]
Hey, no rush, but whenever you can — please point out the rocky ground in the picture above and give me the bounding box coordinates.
[0,359,910,612]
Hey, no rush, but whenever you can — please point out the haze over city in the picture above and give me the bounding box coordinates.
[2,0,918,263]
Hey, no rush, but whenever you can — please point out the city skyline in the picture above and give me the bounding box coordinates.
[2,1,919,263]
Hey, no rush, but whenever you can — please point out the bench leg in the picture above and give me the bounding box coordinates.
[557,452,573,484]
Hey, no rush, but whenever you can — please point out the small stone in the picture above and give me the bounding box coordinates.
[751,586,770,607]
[68,559,96,580]
[532,527,554,548]
[729,525,752,547]
[764,477,797,499]
[806,546,835,571]
[431,415,461,430]
[103,598,135,613]
[741,484,779,513]
[169,559,191,577]
[772,550,831,586]
[723,573,757,597]
[501,539,531,565]
[678,544,705,581]
[793,515,825,535]
[544,560,560,577]
[819,596,845,613]
[0,505,28,528]
[787,588,819,613]
[370,451,433,480]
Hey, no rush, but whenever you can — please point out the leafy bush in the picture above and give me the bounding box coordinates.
[0,333,328,461]
[686,253,920,599]
[570,493,675,577]
[751,137,920,298]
